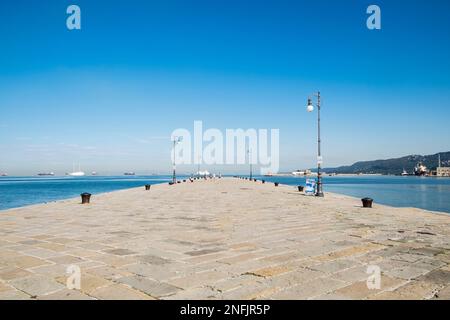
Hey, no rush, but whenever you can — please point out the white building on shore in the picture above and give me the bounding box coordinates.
[436,154,450,177]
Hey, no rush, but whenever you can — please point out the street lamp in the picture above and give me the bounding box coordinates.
[197,154,201,179]
[307,91,324,197]
[248,149,253,180]
[172,136,183,183]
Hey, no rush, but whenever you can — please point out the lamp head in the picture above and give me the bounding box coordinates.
[173,136,183,143]
[307,98,314,112]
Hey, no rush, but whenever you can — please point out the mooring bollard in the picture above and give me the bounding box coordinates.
[81,193,91,204]
[362,198,373,208]
[253,179,257,182]
[298,186,304,192]
[145,184,151,190]
[183,180,186,182]
[262,180,265,184]
[274,182,279,187]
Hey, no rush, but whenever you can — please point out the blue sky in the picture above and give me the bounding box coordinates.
[1,0,450,175]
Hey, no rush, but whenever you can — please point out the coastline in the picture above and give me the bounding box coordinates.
[0,177,449,300]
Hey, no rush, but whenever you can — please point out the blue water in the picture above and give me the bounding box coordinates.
[1,175,449,214]
[254,175,450,214]
[0,175,181,211]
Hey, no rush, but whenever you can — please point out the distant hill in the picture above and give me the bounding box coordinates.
[325,152,450,175]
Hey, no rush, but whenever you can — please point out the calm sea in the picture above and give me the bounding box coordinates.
[0,175,177,211]
[1,175,449,214]
[255,175,450,214]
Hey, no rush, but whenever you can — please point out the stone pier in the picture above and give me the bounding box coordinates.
[0,178,449,300]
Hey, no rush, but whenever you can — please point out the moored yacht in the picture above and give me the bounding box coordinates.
[67,163,85,177]
[68,171,85,177]
[414,162,428,176]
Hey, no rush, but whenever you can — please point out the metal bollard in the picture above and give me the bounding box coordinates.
[362,198,374,208]
[274,182,279,187]
[145,184,151,190]
[81,193,91,204]
[298,186,304,192]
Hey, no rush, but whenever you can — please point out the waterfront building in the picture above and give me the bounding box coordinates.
[437,167,450,177]
[436,154,450,177]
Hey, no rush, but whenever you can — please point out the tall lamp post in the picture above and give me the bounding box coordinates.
[248,149,253,180]
[307,92,324,197]
[197,155,201,178]
[172,136,183,183]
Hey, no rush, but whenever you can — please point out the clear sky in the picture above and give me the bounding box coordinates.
[1,0,450,175]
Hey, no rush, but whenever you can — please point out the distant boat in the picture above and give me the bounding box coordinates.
[401,169,409,176]
[0,173,7,177]
[67,163,85,177]
[68,171,85,177]
[37,172,55,176]
[292,170,312,176]
[91,171,97,176]
[124,172,135,176]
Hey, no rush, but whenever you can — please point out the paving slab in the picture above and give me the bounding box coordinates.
[9,275,65,297]
[118,275,181,298]
[90,284,155,300]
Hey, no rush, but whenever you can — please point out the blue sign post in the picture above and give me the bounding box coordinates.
[305,179,316,196]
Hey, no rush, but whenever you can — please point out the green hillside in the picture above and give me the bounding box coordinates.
[326,152,450,175]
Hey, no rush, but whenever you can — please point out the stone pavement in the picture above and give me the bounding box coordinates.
[0,178,449,300]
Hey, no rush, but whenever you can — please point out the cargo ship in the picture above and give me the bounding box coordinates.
[37,172,55,176]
